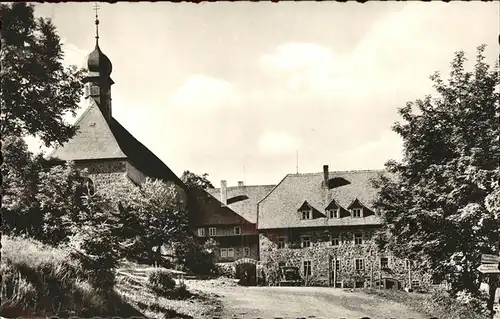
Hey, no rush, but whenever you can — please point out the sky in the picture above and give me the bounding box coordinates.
[29,2,499,187]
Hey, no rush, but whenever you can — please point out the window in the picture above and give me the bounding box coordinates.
[355,280,365,288]
[197,228,205,237]
[328,208,339,218]
[277,237,287,249]
[380,257,389,269]
[84,84,91,97]
[301,236,311,248]
[355,258,364,271]
[220,248,227,258]
[234,226,241,235]
[208,227,216,237]
[412,280,421,289]
[90,85,100,95]
[332,259,340,271]
[243,247,250,257]
[301,209,312,220]
[352,208,362,218]
[228,248,235,258]
[405,259,411,269]
[354,233,363,245]
[330,234,340,246]
[303,260,312,277]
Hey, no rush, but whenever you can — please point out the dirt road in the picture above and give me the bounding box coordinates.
[186,279,427,319]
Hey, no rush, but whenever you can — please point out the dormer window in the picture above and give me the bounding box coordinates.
[348,198,365,218]
[298,201,313,220]
[328,208,339,218]
[352,208,363,218]
[326,200,340,218]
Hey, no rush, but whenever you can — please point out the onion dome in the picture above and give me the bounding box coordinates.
[85,45,112,76]
[84,13,112,76]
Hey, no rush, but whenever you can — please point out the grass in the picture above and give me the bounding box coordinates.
[363,288,491,319]
[1,235,146,318]
[1,235,222,318]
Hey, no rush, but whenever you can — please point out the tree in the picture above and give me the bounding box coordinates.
[372,45,500,295]
[181,170,214,190]
[0,2,84,147]
[109,179,188,266]
[1,136,47,238]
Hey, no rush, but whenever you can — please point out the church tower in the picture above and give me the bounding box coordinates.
[83,6,114,121]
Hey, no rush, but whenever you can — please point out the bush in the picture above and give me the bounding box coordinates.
[148,270,176,296]
[214,263,235,278]
[172,237,218,275]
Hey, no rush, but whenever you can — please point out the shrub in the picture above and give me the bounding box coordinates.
[148,270,176,296]
[214,263,235,278]
[172,237,218,275]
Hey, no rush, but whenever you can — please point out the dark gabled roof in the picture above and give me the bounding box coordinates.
[49,102,184,189]
[257,170,389,230]
[204,184,276,224]
[298,201,312,211]
[109,117,184,188]
[325,199,339,210]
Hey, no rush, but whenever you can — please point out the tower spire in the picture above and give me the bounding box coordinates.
[93,3,100,47]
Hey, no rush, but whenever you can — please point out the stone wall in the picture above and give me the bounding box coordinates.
[75,159,187,210]
[75,160,136,200]
[259,228,431,289]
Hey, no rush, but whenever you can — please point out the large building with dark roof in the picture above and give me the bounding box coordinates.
[257,165,430,289]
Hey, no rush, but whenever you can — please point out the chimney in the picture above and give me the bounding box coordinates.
[220,180,228,206]
[238,181,244,187]
[323,165,329,189]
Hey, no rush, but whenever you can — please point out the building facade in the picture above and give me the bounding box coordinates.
[190,166,430,289]
[189,181,275,263]
[257,165,431,289]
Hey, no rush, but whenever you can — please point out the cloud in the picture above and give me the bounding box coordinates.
[260,42,355,92]
[258,131,301,155]
[170,75,237,109]
[260,3,498,103]
[60,38,88,68]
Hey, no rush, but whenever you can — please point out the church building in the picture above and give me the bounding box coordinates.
[49,13,187,204]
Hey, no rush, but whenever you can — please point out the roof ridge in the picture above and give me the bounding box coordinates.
[290,169,385,176]
[257,174,291,205]
[212,184,276,189]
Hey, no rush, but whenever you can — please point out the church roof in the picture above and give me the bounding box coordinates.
[49,102,126,160]
[49,100,184,188]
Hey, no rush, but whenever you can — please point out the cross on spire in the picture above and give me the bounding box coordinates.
[93,3,100,45]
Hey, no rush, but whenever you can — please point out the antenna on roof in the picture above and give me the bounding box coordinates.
[296,149,299,174]
[243,165,246,184]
